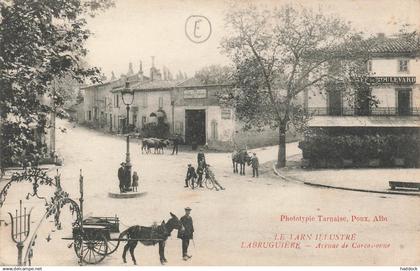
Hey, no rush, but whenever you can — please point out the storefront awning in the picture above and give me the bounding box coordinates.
[308,116,420,128]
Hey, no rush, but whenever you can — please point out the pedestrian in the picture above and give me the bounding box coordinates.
[205,164,225,191]
[251,152,259,178]
[196,161,205,188]
[177,207,194,261]
[118,162,126,193]
[197,148,206,166]
[132,171,139,192]
[171,134,179,155]
[184,164,197,188]
[124,165,131,192]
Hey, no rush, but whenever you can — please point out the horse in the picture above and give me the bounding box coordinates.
[155,139,170,154]
[232,149,251,175]
[119,212,183,265]
[141,138,170,154]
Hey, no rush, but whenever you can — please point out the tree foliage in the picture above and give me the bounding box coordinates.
[0,0,114,167]
[194,65,233,85]
[222,4,369,167]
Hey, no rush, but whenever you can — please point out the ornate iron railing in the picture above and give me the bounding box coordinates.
[307,107,420,116]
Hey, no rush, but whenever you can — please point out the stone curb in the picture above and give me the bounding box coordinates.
[272,162,420,197]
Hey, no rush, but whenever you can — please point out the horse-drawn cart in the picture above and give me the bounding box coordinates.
[63,215,171,265]
[63,216,122,264]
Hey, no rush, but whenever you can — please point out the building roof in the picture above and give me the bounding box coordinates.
[308,116,420,128]
[364,36,419,55]
[130,80,182,91]
[175,77,233,88]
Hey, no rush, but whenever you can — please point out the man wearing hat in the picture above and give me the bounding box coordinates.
[118,162,126,192]
[178,207,194,260]
[197,148,206,166]
[251,152,259,178]
[185,164,197,188]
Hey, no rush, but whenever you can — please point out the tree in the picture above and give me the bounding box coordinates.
[0,0,114,168]
[194,65,233,85]
[222,4,365,168]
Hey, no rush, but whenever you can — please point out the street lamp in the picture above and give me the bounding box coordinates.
[121,82,134,191]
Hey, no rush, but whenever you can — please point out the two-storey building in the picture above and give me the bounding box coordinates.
[302,34,420,167]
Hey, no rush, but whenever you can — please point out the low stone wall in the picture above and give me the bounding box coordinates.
[208,128,301,151]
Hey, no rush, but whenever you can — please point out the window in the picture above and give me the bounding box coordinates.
[175,121,184,134]
[367,60,372,73]
[211,120,218,140]
[88,111,92,121]
[158,96,163,108]
[399,59,409,72]
[142,116,147,127]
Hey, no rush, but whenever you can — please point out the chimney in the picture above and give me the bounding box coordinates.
[139,60,143,74]
[111,71,116,80]
[150,56,155,81]
[128,62,134,75]
[377,33,385,39]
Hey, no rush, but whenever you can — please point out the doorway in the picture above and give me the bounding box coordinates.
[397,89,411,116]
[185,109,206,145]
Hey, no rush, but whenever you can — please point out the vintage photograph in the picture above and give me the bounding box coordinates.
[0,0,419,267]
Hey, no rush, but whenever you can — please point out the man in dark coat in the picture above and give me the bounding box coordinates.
[251,152,259,178]
[197,148,206,166]
[171,135,179,155]
[123,165,131,191]
[185,164,197,188]
[118,162,125,193]
[177,207,194,260]
[196,161,205,188]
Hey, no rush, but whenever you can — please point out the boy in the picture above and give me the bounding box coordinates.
[185,164,197,188]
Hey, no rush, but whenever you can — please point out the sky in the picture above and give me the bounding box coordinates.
[84,0,420,80]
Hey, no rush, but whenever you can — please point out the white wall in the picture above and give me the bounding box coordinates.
[131,90,173,129]
[372,86,396,108]
[371,57,420,77]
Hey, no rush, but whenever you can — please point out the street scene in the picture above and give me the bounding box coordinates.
[1,0,419,268]
[1,119,419,266]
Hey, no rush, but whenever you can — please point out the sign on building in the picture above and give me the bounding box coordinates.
[353,76,416,84]
[221,108,231,119]
[184,89,207,99]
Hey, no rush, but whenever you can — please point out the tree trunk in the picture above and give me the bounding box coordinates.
[277,125,287,168]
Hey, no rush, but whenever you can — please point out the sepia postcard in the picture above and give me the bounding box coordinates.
[0,0,419,269]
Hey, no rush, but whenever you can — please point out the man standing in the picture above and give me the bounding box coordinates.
[178,207,194,261]
[124,164,131,192]
[118,162,125,193]
[196,161,205,188]
[171,134,179,155]
[197,148,206,166]
[251,152,259,178]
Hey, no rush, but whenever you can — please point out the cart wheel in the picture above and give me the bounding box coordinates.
[74,233,108,264]
[205,178,214,190]
[104,239,120,255]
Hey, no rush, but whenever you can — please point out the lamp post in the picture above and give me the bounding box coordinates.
[121,82,134,191]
